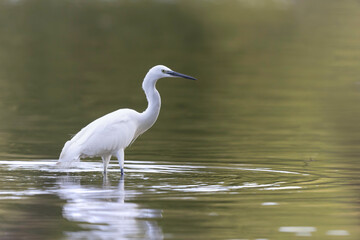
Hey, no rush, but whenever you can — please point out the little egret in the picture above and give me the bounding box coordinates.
[57,65,196,174]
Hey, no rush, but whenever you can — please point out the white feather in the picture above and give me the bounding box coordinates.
[58,109,139,167]
[57,65,196,173]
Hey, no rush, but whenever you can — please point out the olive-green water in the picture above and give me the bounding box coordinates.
[0,0,359,239]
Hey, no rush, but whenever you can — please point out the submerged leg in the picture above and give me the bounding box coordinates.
[101,155,111,174]
[116,149,125,175]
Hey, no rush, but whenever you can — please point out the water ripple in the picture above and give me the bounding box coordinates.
[0,159,348,240]
[0,159,315,195]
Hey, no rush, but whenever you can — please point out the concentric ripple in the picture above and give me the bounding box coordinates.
[0,159,352,240]
[0,159,315,195]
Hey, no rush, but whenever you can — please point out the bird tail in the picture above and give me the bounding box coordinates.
[56,140,80,169]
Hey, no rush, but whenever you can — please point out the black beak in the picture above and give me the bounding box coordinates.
[167,71,197,80]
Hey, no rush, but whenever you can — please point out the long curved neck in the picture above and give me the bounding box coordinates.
[138,73,161,134]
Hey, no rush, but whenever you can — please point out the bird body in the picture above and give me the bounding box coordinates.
[60,109,138,160]
[57,65,196,174]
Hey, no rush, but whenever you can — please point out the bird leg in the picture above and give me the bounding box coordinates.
[101,155,111,174]
[116,149,125,175]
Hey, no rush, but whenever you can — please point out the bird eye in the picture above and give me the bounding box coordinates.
[161,69,166,73]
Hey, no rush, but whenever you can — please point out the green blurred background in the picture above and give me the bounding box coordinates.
[0,0,359,163]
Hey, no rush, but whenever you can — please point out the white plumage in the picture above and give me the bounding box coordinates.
[57,65,196,174]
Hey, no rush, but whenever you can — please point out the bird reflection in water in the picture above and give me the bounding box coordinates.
[56,175,163,240]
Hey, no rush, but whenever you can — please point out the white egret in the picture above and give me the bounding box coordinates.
[57,65,196,174]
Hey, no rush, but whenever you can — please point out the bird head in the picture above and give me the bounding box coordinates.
[148,65,197,81]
